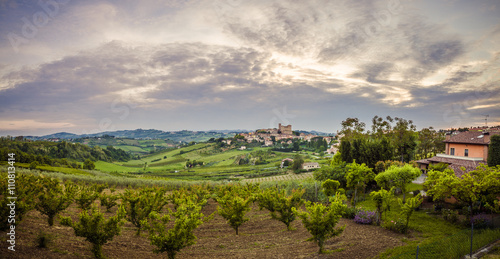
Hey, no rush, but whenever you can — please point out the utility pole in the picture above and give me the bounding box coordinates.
[483,114,489,127]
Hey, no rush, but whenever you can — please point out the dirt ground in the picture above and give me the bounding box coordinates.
[1,199,407,259]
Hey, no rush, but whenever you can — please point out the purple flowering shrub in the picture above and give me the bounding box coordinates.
[354,210,376,225]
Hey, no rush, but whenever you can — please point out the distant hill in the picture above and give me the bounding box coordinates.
[25,129,244,143]
[24,128,333,143]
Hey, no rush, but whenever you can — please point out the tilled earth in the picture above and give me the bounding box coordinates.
[1,200,406,258]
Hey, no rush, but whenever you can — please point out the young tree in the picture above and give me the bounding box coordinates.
[217,193,253,235]
[99,192,119,212]
[256,188,305,230]
[142,200,209,259]
[346,161,375,207]
[322,179,341,197]
[374,164,421,203]
[0,173,40,231]
[75,184,105,210]
[398,194,423,233]
[370,187,394,225]
[122,187,167,235]
[36,178,77,226]
[292,194,347,253]
[61,205,126,258]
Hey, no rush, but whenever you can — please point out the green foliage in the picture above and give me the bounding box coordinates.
[417,127,445,159]
[168,187,209,210]
[99,192,119,212]
[0,173,40,231]
[346,161,374,207]
[83,159,96,170]
[425,164,500,220]
[382,217,407,234]
[217,190,253,235]
[314,162,349,188]
[428,162,449,172]
[0,138,132,167]
[374,160,404,174]
[75,184,105,210]
[292,194,347,253]
[291,154,304,172]
[29,161,39,170]
[35,178,77,226]
[398,194,423,233]
[122,187,168,235]
[256,187,305,230]
[321,179,340,197]
[141,200,207,259]
[374,164,421,203]
[488,135,500,167]
[441,209,459,223]
[61,205,126,258]
[370,187,394,225]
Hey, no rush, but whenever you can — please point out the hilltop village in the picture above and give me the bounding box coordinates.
[236,124,337,153]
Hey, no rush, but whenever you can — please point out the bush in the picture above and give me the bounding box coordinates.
[441,209,458,223]
[471,214,492,229]
[354,210,376,225]
[343,206,360,219]
[382,218,407,234]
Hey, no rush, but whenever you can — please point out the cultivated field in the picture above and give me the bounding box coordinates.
[1,198,405,259]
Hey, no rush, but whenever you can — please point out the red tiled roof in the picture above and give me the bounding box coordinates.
[420,156,486,177]
[444,131,500,144]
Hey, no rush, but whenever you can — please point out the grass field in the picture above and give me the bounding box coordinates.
[92,143,306,181]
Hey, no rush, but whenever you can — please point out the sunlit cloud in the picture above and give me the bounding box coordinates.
[0,0,499,135]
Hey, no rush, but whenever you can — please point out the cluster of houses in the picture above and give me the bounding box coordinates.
[237,123,336,149]
[416,127,500,176]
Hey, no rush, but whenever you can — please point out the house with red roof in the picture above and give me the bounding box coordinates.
[416,130,500,176]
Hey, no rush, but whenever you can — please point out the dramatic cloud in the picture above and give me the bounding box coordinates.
[0,0,499,135]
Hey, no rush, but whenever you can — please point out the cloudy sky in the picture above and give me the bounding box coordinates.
[0,0,499,136]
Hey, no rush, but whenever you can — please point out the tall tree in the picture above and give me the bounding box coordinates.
[339,117,366,139]
[391,117,417,162]
[488,135,500,167]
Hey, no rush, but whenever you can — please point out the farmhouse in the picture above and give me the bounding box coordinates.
[417,130,500,176]
[302,162,320,170]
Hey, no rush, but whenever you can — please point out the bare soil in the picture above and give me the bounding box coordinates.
[1,199,407,259]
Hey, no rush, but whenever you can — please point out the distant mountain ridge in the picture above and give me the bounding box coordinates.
[24,128,334,142]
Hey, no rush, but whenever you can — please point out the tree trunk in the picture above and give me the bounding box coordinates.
[318,238,324,254]
[48,214,54,226]
[353,188,358,208]
[92,243,103,259]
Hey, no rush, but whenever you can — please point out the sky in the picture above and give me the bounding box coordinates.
[0,0,499,136]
